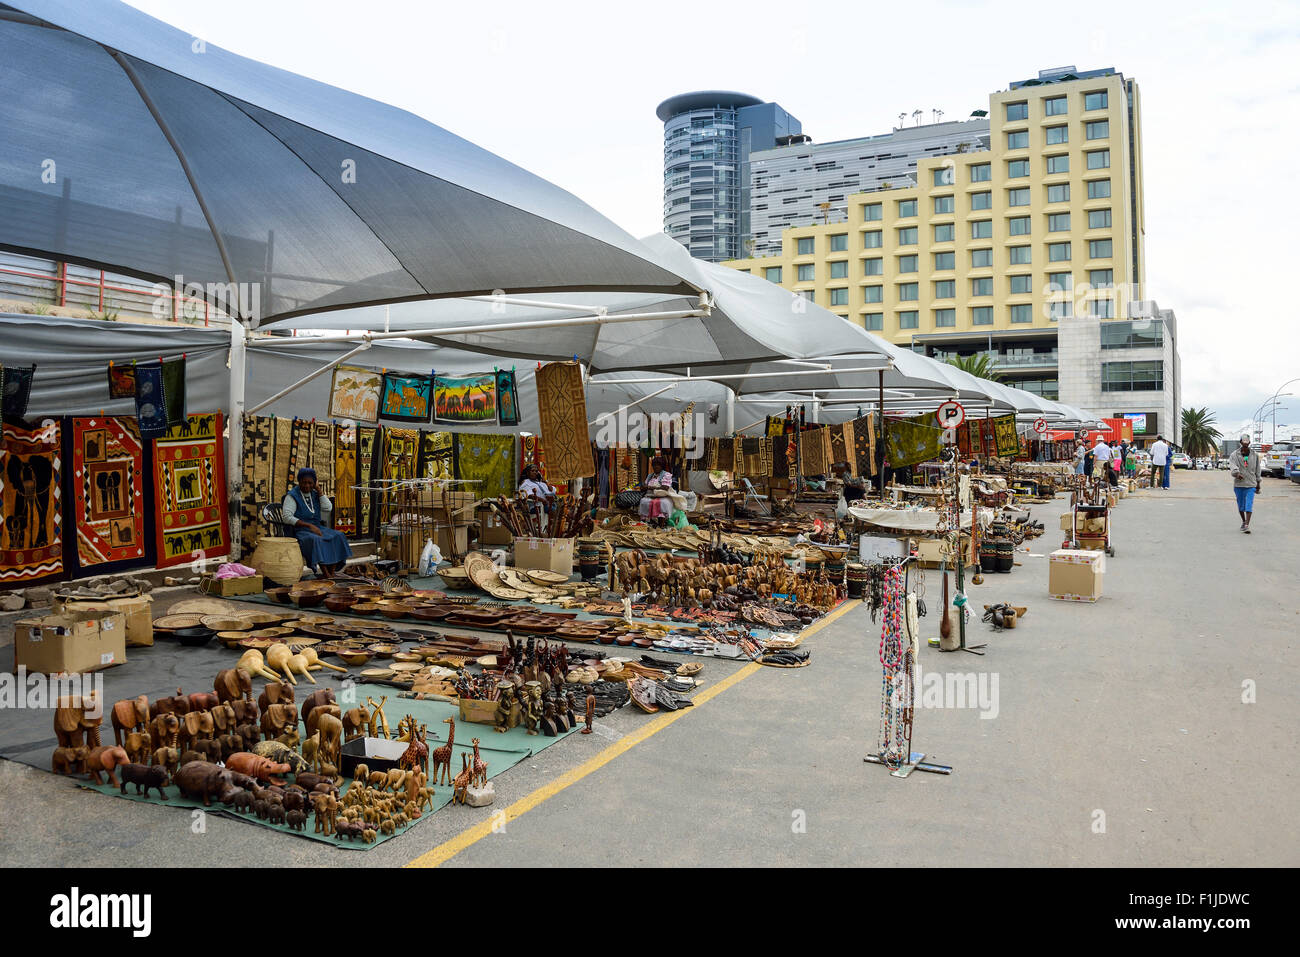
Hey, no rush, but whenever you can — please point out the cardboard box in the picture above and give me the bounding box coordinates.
[459,697,520,727]
[475,506,513,546]
[53,594,154,647]
[200,574,265,597]
[513,536,574,575]
[1048,549,1105,602]
[14,609,127,674]
[435,523,470,559]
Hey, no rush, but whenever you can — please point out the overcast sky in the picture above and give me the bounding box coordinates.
[124,0,1300,439]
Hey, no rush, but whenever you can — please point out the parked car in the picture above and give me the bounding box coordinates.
[1216,459,1231,470]
[1285,454,1300,484]
[1262,441,1297,477]
[1171,452,1192,469]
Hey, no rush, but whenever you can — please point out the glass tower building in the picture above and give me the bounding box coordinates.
[657,91,801,262]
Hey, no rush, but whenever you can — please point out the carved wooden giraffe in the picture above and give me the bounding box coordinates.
[452,754,473,805]
[430,716,455,786]
[398,720,428,775]
[470,737,487,788]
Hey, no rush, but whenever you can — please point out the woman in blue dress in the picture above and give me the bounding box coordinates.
[282,468,352,578]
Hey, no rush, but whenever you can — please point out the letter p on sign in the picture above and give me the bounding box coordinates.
[936,400,965,430]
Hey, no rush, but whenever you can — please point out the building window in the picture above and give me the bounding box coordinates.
[1048,300,1073,320]
[1046,271,1073,293]
[863,230,883,249]
[971,190,993,210]
[1010,274,1032,293]
[971,306,993,326]
[1086,119,1110,140]
[1087,178,1111,199]
[864,202,883,221]
[1088,208,1112,229]
[830,288,849,306]
[1048,241,1072,262]
[1102,360,1164,392]
[1090,297,1115,318]
[1010,303,1033,324]
[797,263,815,281]
[971,248,993,268]
[933,167,955,186]
[934,251,955,271]
[863,257,883,276]
[1007,130,1029,150]
[970,163,992,182]
[797,289,815,301]
[1008,245,1032,265]
[1008,187,1031,207]
[1084,90,1108,111]
[971,219,993,239]
[898,199,918,218]
[796,237,815,255]
[1089,238,1113,258]
[830,233,849,252]
[1089,268,1114,287]
[764,266,782,283]
[1007,159,1030,178]
[934,308,956,327]
[1008,216,1031,236]
[898,226,918,245]
[1045,124,1068,145]
[898,282,919,301]
[934,279,955,298]
[1101,320,1164,349]
[1046,154,1070,176]
[934,223,955,243]
[933,195,955,214]
[972,277,993,296]
[1047,183,1071,204]
[830,260,849,279]
[864,285,883,303]
[1005,101,1029,122]
[898,254,918,273]
[864,312,884,331]
[1044,95,1068,116]
[1087,149,1111,169]
[899,310,919,329]
[1048,212,1071,232]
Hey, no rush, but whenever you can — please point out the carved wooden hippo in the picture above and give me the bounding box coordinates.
[224,751,291,785]
[119,763,169,799]
[174,763,243,807]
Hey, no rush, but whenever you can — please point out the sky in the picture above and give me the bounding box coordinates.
[120,0,1300,438]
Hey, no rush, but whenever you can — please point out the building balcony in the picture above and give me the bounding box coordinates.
[992,351,1059,369]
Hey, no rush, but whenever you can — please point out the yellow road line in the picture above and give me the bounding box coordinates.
[404,597,859,867]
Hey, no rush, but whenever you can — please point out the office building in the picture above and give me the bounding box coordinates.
[657,91,802,262]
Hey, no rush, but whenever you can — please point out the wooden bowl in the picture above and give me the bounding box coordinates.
[368,643,399,659]
[377,601,412,621]
[350,602,383,616]
[290,589,327,608]
[337,649,375,666]
[265,587,293,605]
[323,595,359,613]
[217,631,251,648]
[392,652,422,664]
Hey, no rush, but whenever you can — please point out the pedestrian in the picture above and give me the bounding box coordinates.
[1163,446,1173,488]
[1072,439,1087,477]
[1092,435,1116,487]
[1150,434,1169,489]
[1228,434,1262,533]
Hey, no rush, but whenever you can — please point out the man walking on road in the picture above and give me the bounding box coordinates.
[1150,434,1169,489]
[1228,434,1262,533]
[1093,435,1116,487]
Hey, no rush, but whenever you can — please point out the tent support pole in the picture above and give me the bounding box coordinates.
[878,370,886,497]
[246,339,373,415]
[227,319,248,560]
[588,384,677,427]
[726,390,735,434]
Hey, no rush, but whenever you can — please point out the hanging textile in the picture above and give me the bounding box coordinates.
[454,433,516,499]
[0,418,63,588]
[828,422,849,468]
[772,435,790,479]
[595,446,610,507]
[417,430,454,480]
[495,369,520,427]
[716,438,735,475]
[801,426,830,476]
[433,373,495,424]
[152,412,229,569]
[520,434,547,480]
[357,426,379,536]
[68,416,149,574]
[239,413,272,553]
[383,428,420,482]
[980,418,998,457]
[309,421,335,501]
[765,415,787,438]
[328,365,382,424]
[851,414,877,477]
[289,417,312,489]
[1,365,36,421]
[534,361,594,481]
[702,437,718,471]
[381,372,433,424]
[956,418,973,457]
[332,425,357,535]
[885,414,944,469]
[993,415,1020,457]
[133,362,169,439]
[107,362,137,400]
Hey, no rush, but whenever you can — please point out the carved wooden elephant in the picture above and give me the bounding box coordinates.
[123,731,151,765]
[316,713,343,770]
[111,695,149,747]
[257,682,295,716]
[342,706,370,741]
[306,704,341,740]
[298,689,336,730]
[178,710,215,751]
[52,746,83,775]
[54,700,85,749]
[209,702,237,736]
[214,667,252,705]
[150,713,180,752]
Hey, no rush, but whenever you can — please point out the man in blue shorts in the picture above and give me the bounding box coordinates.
[1228,434,1262,533]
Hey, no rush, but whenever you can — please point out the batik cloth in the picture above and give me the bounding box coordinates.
[357,427,379,536]
[328,365,382,423]
[993,415,1020,457]
[495,369,520,427]
[434,373,495,424]
[107,363,137,400]
[454,433,516,499]
[332,425,357,535]
[152,412,229,569]
[0,418,63,588]
[69,416,148,573]
[885,414,944,469]
[418,431,454,480]
[520,435,547,480]
[534,361,593,481]
[384,428,420,482]
[381,372,434,423]
[850,414,877,477]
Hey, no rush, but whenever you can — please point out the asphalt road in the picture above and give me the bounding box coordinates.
[2,468,1296,867]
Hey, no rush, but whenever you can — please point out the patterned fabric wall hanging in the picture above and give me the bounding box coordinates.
[534,361,593,481]
[1,364,37,420]
[381,372,433,423]
[433,373,496,424]
[772,435,790,479]
[332,425,357,535]
[800,427,829,476]
[418,430,454,481]
[240,413,272,553]
[702,437,718,471]
[68,416,148,574]
[151,412,229,569]
[956,419,973,457]
[454,433,516,499]
[133,362,170,439]
[993,415,1020,457]
[885,414,943,469]
[981,418,999,457]
[851,414,876,477]
[495,369,520,427]
[383,428,420,482]
[717,438,735,475]
[0,418,64,589]
[308,421,335,500]
[289,417,312,488]
[272,415,293,495]
[765,415,787,438]
[107,362,137,400]
[828,422,849,468]
[328,365,382,424]
[357,427,379,536]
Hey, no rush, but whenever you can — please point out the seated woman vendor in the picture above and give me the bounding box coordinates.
[282,468,353,578]
[518,464,557,512]
[639,456,676,526]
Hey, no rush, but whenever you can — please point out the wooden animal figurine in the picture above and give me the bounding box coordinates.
[178,710,215,752]
[151,714,181,772]
[298,647,347,674]
[301,732,320,771]
[298,689,336,729]
[52,746,84,775]
[259,702,298,746]
[470,738,487,789]
[178,749,209,768]
[583,693,595,734]
[257,681,295,715]
[398,720,428,776]
[54,696,86,749]
[316,713,344,772]
[174,763,243,807]
[214,667,254,709]
[494,684,516,735]
[312,792,339,834]
[234,721,260,747]
[451,754,473,805]
[252,740,310,775]
[152,688,191,718]
[110,695,149,747]
[306,703,341,740]
[342,705,370,742]
[209,702,237,737]
[123,730,152,765]
[431,716,455,785]
[285,809,307,832]
[183,690,220,712]
[119,763,169,799]
[365,696,391,738]
[225,752,291,785]
[216,733,244,762]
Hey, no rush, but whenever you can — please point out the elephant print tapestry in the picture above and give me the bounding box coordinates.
[0,419,63,588]
[380,372,433,424]
[152,412,230,569]
[69,417,148,573]
[328,365,382,424]
[434,373,496,424]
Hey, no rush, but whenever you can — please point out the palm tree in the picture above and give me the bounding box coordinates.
[1181,407,1221,458]
[945,352,1002,382]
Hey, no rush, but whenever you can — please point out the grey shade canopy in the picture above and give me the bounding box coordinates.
[0,1,699,327]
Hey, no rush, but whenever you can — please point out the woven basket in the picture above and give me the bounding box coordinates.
[250,536,304,586]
